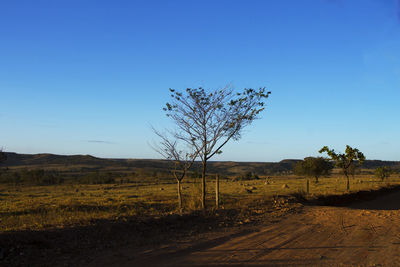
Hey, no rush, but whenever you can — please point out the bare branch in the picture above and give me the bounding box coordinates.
[160,86,271,209]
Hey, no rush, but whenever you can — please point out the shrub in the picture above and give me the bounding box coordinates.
[233,172,259,181]
[375,166,392,181]
[79,172,116,184]
[0,169,64,185]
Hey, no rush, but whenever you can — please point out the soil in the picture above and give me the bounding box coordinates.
[2,189,400,266]
[92,191,400,267]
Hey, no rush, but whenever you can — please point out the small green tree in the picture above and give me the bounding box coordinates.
[319,145,365,191]
[375,166,392,181]
[294,157,333,183]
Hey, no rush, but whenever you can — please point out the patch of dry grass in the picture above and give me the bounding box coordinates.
[1,174,399,232]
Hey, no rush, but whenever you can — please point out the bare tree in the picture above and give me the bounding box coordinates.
[151,129,199,212]
[164,86,271,209]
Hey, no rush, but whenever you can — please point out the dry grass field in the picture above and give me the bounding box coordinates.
[1,172,399,232]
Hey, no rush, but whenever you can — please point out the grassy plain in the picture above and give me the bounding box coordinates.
[1,173,400,232]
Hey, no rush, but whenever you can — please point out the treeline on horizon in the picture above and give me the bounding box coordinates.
[0,152,399,186]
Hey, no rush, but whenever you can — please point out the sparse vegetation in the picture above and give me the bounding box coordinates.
[320,145,366,191]
[0,169,64,185]
[294,157,333,183]
[163,86,271,209]
[233,171,260,181]
[375,166,392,181]
[1,152,400,267]
[78,172,116,184]
[1,170,399,232]
[0,152,399,234]
[151,128,199,212]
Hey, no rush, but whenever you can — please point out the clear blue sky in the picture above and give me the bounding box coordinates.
[1,0,399,161]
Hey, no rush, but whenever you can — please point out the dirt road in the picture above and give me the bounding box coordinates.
[95,191,400,267]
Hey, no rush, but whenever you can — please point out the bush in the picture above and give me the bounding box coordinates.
[0,171,22,184]
[0,169,64,185]
[79,172,116,184]
[232,172,259,181]
[375,166,392,181]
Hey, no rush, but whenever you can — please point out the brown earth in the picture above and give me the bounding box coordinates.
[91,192,400,267]
[3,190,400,267]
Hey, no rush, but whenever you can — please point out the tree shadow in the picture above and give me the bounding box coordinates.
[0,208,249,266]
[298,185,400,210]
[349,191,400,210]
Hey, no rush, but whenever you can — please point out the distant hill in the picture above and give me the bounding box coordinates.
[361,160,400,169]
[1,152,298,176]
[1,152,399,176]
[3,152,110,166]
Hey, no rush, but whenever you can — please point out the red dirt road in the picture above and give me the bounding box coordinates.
[92,191,400,267]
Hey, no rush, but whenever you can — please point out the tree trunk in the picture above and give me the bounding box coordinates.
[346,175,350,191]
[201,160,207,210]
[315,176,319,183]
[306,179,309,194]
[215,174,219,209]
[177,179,182,212]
